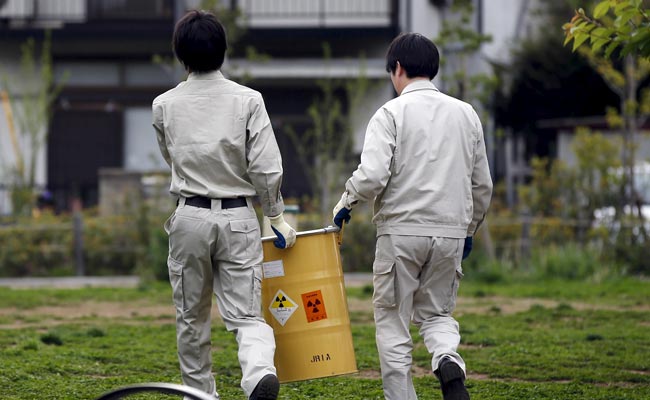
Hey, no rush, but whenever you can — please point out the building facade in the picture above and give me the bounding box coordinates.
[0,0,537,214]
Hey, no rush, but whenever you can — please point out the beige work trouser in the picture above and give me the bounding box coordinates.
[165,197,276,398]
[372,234,465,400]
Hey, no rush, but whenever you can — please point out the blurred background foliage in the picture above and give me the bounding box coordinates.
[2,0,650,283]
[1,125,649,282]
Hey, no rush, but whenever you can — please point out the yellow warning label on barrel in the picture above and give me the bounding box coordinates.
[268,289,298,326]
[301,290,328,323]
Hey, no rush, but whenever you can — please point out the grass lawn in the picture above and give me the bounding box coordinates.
[0,278,648,399]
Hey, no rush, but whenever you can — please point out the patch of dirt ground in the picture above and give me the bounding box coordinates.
[356,369,643,388]
[2,294,647,329]
[0,301,209,329]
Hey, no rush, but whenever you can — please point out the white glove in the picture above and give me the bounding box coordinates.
[269,213,297,249]
[332,191,357,228]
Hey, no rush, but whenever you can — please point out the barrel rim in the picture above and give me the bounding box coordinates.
[261,225,340,242]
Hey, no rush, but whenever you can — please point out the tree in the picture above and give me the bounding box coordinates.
[1,31,65,216]
[563,1,650,271]
[563,0,650,58]
[284,44,372,224]
[434,0,497,258]
[563,0,650,221]
[434,0,496,107]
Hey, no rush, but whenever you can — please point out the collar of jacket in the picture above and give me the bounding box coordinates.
[187,70,225,81]
[400,79,439,96]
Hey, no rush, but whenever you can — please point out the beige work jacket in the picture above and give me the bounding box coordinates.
[152,71,285,217]
[345,80,493,238]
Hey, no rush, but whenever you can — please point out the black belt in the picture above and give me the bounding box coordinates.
[183,196,247,209]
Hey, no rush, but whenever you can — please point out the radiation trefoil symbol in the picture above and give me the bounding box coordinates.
[268,289,298,326]
[301,290,328,323]
[307,298,321,313]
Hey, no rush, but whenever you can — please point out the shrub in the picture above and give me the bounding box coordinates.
[530,244,601,280]
[0,211,169,278]
[83,216,140,275]
[339,219,376,272]
[0,221,72,277]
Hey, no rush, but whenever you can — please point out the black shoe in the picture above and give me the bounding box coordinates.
[249,374,280,400]
[435,357,470,400]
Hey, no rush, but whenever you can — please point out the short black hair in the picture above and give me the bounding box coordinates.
[173,10,227,73]
[385,33,439,80]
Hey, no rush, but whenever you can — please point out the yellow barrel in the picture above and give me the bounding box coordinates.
[261,226,358,383]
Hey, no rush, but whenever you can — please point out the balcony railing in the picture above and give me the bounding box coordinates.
[0,0,173,23]
[2,0,394,27]
[87,0,173,21]
[0,0,85,21]
[233,0,397,28]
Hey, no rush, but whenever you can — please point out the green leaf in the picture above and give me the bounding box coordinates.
[564,33,574,46]
[592,37,611,52]
[592,27,613,38]
[574,20,588,29]
[572,32,590,51]
[618,23,633,35]
[594,1,610,19]
[614,1,633,14]
[604,40,619,58]
[616,9,639,26]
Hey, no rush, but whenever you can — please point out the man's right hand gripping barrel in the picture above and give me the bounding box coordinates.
[332,191,358,228]
[269,213,297,249]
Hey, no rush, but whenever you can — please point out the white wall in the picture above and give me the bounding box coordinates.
[558,130,650,168]
[351,82,395,153]
[123,107,168,172]
[407,0,444,38]
[402,0,542,81]
[482,0,528,63]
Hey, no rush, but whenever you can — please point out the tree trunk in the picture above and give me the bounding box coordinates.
[625,55,638,210]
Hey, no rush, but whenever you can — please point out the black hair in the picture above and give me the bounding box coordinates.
[172,10,227,73]
[385,33,439,80]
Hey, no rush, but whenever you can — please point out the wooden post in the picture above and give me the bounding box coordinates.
[72,197,85,276]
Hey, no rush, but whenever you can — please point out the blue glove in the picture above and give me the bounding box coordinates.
[271,226,286,248]
[333,207,351,228]
[462,236,473,260]
[332,192,356,228]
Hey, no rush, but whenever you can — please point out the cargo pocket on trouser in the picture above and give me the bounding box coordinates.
[445,265,464,314]
[168,256,185,311]
[250,265,263,317]
[373,260,396,308]
[229,218,261,261]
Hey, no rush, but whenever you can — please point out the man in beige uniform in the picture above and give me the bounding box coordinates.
[333,33,493,400]
[153,10,295,400]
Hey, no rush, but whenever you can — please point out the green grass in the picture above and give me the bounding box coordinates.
[0,282,172,309]
[1,278,648,399]
[458,278,650,306]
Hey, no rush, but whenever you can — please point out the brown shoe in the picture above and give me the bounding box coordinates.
[249,374,279,400]
[435,357,470,400]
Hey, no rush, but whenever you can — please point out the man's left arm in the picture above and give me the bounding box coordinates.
[246,94,296,248]
[467,111,493,237]
[246,95,285,219]
[152,101,171,167]
[333,108,396,226]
